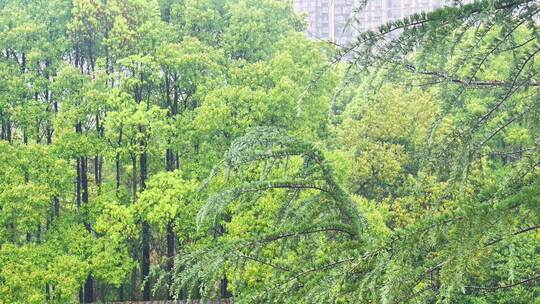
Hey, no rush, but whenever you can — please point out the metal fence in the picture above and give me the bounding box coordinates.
[97,300,232,304]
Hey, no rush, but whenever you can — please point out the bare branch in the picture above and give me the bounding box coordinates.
[465,273,540,292]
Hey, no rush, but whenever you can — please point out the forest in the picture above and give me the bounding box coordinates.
[0,0,538,303]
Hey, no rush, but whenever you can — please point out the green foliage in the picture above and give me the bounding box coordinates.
[137,170,198,233]
[0,0,538,303]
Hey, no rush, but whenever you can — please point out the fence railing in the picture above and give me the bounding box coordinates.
[95,300,232,304]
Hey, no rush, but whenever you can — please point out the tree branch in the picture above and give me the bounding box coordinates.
[465,273,540,292]
[405,64,540,88]
[485,224,540,246]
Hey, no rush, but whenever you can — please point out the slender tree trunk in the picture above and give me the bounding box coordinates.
[76,157,81,208]
[165,80,180,300]
[119,284,125,302]
[140,150,151,301]
[115,129,124,302]
[141,221,151,301]
[131,153,137,200]
[81,157,89,218]
[166,146,176,300]
[36,224,41,243]
[76,124,82,207]
[21,52,26,73]
[53,197,60,218]
[35,92,41,144]
[130,268,137,301]
[48,90,58,219]
[166,148,174,172]
[1,114,4,141]
[45,283,51,302]
[94,156,100,186]
[77,141,88,304]
[116,153,121,191]
[166,222,175,300]
[76,119,94,303]
[6,118,11,143]
[115,128,123,192]
[220,276,230,299]
[36,118,41,144]
[95,114,102,187]
[83,274,93,303]
[217,225,230,298]
[82,155,94,303]
[128,151,138,300]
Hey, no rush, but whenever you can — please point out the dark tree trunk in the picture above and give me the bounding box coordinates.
[48,91,58,219]
[166,148,175,171]
[95,114,102,187]
[166,222,175,300]
[81,156,94,302]
[53,197,60,218]
[21,52,26,73]
[36,118,41,144]
[116,132,125,303]
[6,119,11,143]
[94,156,100,186]
[76,119,94,303]
[131,153,137,200]
[36,224,41,243]
[139,150,151,300]
[165,78,180,300]
[165,145,177,300]
[46,125,52,144]
[83,274,93,303]
[76,157,81,208]
[141,221,151,301]
[45,283,51,301]
[220,276,230,299]
[130,268,137,301]
[116,153,121,191]
[35,91,41,144]
[1,117,4,141]
[81,157,88,206]
[116,128,123,192]
[119,284,125,302]
[76,124,82,207]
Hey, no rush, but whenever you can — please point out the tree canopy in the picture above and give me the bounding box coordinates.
[0,0,538,303]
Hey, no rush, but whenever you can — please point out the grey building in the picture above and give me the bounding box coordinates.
[293,0,356,45]
[293,0,470,44]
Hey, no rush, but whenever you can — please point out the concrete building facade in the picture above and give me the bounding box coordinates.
[292,0,468,44]
[292,0,356,44]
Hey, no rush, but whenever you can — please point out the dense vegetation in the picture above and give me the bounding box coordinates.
[0,0,538,303]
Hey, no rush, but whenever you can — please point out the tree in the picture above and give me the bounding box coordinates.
[173,128,373,302]
[172,1,540,302]
[2,0,537,302]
